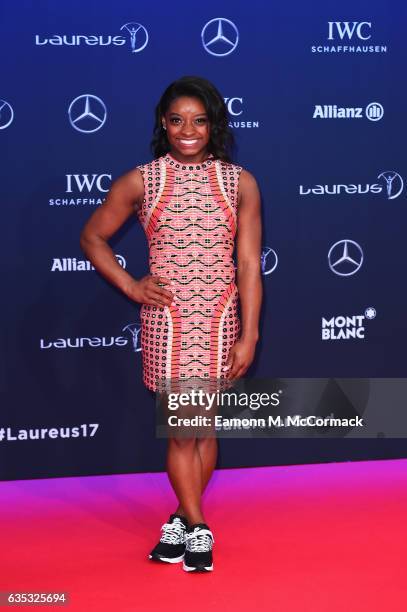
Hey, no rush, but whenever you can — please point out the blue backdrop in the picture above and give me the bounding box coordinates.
[1,0,406,480]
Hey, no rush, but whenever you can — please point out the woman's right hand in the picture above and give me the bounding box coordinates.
[126,275,175,307]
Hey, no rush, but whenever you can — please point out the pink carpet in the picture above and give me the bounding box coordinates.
[1,459,406,611]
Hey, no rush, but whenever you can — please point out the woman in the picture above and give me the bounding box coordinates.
[79,75,262,573]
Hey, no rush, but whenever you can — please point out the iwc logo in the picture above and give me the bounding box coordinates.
[311,21,387,53]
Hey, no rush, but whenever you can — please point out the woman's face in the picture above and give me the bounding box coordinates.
[162,96,211,162]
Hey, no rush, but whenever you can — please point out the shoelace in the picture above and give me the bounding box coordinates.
[185,528,214,552]
[160,519,186,545]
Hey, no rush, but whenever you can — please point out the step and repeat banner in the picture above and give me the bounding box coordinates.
[1,1,406,479]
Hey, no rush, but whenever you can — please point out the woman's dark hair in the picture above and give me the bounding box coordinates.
[151,75,235,162]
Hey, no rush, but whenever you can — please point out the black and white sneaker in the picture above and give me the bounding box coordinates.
[183,523,215,572]
[148,514,188,563]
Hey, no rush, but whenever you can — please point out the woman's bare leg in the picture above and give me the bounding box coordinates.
[166,437,205,525]
[171,389,218,521]
[173,437,218,520]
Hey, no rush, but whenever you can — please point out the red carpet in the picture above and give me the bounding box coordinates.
[1,459,406,611]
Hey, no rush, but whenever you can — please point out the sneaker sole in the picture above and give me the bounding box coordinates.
[183,562,213,572]
[149,553,184,564]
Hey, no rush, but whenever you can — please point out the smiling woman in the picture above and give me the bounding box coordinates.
[151,75,235,164]
[79,75,263,573]
[163,97,210,161]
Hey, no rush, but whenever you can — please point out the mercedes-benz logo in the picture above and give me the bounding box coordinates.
[201,18,239,56]
[120,22,149,53]
[261,246,278,275]
[0,99,14,129]
[68,95,107,133]
[328,240,364,276]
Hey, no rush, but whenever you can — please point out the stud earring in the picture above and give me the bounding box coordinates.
[162,124,166,131]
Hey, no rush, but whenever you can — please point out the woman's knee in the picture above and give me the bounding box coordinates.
[196,437,217,453]
[168,436,197,449]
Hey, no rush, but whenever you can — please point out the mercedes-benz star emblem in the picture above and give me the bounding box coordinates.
[328,240,364,276]
[68,95,107,133]
[201,18,239,56]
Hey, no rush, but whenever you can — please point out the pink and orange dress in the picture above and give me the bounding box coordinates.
[136,151,243,393]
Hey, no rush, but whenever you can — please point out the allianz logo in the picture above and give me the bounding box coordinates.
[322,308,376,340]
[313,103,383,121]
[51,254,126,271]
[299,171,404,199]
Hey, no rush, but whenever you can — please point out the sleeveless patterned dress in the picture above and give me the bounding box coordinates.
[136,151,243,393]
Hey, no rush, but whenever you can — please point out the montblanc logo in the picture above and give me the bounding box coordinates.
[311,21,387,54]
[48,173,111,207]
[322,307,376,340]
[313,102,383,121]
[299,171,404,200]
[35,22,148,53]
[224,97,259,129]
[51,254,126,272]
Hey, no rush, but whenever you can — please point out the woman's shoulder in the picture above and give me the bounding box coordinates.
[217,157,244,172]
[135,156,162,171]
[217,158,255,183]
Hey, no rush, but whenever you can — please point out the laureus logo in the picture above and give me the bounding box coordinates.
[0,99,14,129]
[35,22,149,53]
[122,323,142,352]
[261,247,278,275]
[40,321,142,351]
[299,171,404,200]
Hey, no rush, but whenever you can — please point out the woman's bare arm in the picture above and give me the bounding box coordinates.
[79,168,174,307]
[225,168,263,380]
[236,169,262,342]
